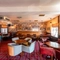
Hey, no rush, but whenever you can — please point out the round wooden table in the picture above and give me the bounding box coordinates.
[45,41,60,49]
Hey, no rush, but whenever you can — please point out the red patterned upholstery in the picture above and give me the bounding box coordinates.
[40,47,55,56]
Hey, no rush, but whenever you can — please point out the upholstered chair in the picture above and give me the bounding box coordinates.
[24,37,32,43]
[8,43,22,56]
[22,41,36,60]
[12,37,19,42]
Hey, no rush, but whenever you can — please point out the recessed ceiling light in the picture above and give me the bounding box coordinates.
[34,20,38,22]
[39,14,45,16]
[17,17,22,18]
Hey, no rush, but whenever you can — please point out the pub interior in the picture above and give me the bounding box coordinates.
[0,0,60,60]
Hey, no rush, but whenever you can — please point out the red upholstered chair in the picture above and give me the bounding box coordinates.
[40,46,56,60]
[34,41,43,60]
[37,41,56,60]
[55,49,60,60]
[41,36,49,43]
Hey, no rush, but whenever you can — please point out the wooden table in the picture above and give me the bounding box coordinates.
[45,41,60,49]
[14,39,29,56]
[14,39,28,45]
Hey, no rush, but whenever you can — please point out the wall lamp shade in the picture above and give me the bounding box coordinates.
[8,24,12,27]
[0,16,10,21]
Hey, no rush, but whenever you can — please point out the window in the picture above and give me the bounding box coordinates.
[51,27,58,38]
[1,28,8,34]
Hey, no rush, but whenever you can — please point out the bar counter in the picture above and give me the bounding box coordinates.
[17,30,41,36]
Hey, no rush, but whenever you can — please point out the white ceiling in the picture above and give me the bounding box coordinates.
[0,0,60,6]
[9,13,59,22]
[0,0,60,22]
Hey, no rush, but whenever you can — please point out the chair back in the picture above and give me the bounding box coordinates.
[12,37,19,41]
[24,37,32,43]
[26,34,31,37]
[8,43,22,56]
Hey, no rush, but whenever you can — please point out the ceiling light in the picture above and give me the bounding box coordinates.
[39,14,45,16]
[0,16,10,21]
[34,20,38,22]
[17,17,22,18]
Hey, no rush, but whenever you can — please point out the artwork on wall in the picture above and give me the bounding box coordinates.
[16,21,45,31]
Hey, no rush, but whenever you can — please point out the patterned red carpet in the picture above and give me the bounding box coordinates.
[0,40,46,60]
